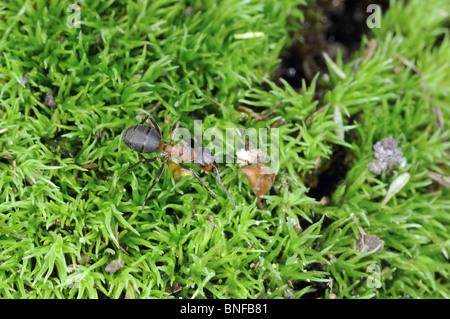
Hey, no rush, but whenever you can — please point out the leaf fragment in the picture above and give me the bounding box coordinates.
[382,172,410,205]
[105,259,125,273]
[355,233,384,254]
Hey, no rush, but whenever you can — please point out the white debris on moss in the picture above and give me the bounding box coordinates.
[367,137,405,175]
[236,148,268,166]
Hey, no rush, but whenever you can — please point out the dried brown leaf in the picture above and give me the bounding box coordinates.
[355,233,384,254]
[168,160,193,180]
[105,259,125,273]
[44,92,56,108]
[80,163,99,169]
[428,172,450,188]
[165,281,183,294]
[242,163,275,209]
[77,255,91,266]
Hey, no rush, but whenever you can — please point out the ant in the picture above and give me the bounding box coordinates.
[111,115,236,210]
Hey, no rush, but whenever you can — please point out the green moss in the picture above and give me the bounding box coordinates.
[0,0,449,298]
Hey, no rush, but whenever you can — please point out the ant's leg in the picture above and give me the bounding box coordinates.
[213,164,236,210]
[170,120,180,144]
[147,115,161,137]
[108,154,160,180]
[178,163,217,199]
[139,116,148,125]
[139,115,161,137]
[141,156,169,210]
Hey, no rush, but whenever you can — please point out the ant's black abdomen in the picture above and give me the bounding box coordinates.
[123,124,161,153]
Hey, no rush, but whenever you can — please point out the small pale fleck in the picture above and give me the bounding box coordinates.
[236,148,268,166]
[18,73,28,86]
[322,52,347,79]
[428,172,450,188]
[67,264,79,273]
[334,104,344,139]
[399,157,407,169]
[382,172,410,205]
[441,248,448,260]
[234,32,265,39]
[184,6,194,16]
[432,105,444,129]
[287,67,296,77]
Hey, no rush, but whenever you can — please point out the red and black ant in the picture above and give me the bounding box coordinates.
[111,115,236,210]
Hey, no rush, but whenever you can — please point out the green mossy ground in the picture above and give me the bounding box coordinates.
[0,0,449,298]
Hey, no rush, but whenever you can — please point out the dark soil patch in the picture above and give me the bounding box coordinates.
[306,144,352,201]
[273,1,391,299]
[274,0,390,89]
[275,1,391,202]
